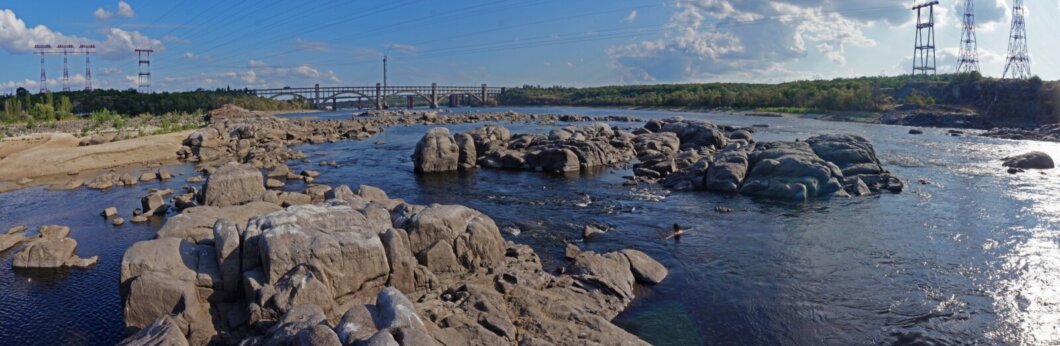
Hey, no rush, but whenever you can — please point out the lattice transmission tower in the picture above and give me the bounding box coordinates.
[911,1,939,77]
[81,45,95,91]
[58,44,74,92]
[1002,0,1030,79]
[956,0,979,74]
[136,48,154,92]
[34,44,51,93]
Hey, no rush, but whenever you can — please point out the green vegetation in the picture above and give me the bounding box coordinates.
[0,88,305,124]
[498,74,985,112]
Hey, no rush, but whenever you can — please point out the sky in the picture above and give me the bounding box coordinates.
[0,0,1059,93]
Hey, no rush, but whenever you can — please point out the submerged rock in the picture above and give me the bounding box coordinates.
[1002,151,1055,170]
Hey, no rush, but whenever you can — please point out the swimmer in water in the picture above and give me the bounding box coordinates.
[665,223,692,240]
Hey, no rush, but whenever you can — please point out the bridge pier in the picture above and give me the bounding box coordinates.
[406,95,414,109]
[481,84,487,104]
[449,94,459,108]
[429,83,438,109]
[314,84,320,110]
[375,83,382,110]
[332,98,337,110]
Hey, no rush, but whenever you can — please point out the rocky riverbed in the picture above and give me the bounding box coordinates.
[115,160,667,345]
[412,117,903,201]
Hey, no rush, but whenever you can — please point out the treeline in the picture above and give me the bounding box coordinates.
[497,74,1009,112]
[0,88,306,124]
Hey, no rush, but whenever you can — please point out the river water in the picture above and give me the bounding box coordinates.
[1,107,1059,345]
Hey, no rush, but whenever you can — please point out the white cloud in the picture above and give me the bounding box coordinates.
[162,35,189,44]
[0,9,162,60]
[386,43,417,54]
[625,10,638,22]
[94,1,135,20]
[293,38,331,52]
[607,0,911,82]
[156,60,341,90]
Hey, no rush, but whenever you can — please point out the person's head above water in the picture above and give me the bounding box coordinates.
[673,223,680,230]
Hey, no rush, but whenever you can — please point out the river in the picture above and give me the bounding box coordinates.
[1,107,1058,345]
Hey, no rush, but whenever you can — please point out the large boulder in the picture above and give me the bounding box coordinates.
[740,141,845,201]
[621,249,668,285]
[806,134,903,193]
[156,202,282,243]
[454,133,477,170]
[12,225,97,269]
[412,128,459,173]
[201,162,266,207]
[659,119,727,150]
[567,251,636,301]
[401,204,505,274]
[337,288,437,346]
[705,146,751,193]
[246,204,390,302]
[1002,151,1055,170]
[467,125,511,155]
[120,238,216,344]
[116,315,190,346]
[525,148,580,173]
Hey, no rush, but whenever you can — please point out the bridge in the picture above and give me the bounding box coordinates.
[249,83,506,109]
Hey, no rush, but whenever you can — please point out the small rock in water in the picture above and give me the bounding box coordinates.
[909,129,924,135]
[130,215,148,223]
[101,207,117,218]
[186,176,204,183]
[375,140,385,145]
[582,225,605,240]
[5,225,27,235]
[266,179,285,189]
[112,217,125,226]
[502,227,521,236]
[139,172,158,182]
[714,206,734,213]
[564,243,580,260]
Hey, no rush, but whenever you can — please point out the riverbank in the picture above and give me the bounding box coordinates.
[0,130,194,192]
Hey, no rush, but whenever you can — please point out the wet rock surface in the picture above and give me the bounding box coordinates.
[12,225,98,269]
[1002,151,1055,170]
[118,181,666,345]
[413,117,903,201]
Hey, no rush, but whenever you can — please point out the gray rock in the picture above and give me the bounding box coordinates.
[141,192,168,216]
[620,249,668,284]
[202,162,266,207]
[157,202,282,243]
[1002,151,1055,169]
[412,127,460,173]
[404,204,505,273]
[12,225,98,269]
[251,204,389,300]
[116,315,190,346]
[454,133,477,170]
[380,229,416,293]
[705,147,750,193]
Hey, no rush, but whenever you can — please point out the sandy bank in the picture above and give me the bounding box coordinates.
[0,130,194,185]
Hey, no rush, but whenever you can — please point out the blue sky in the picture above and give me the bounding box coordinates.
[1,0,1059,92]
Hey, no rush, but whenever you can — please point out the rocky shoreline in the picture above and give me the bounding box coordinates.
[114,160,666,345]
